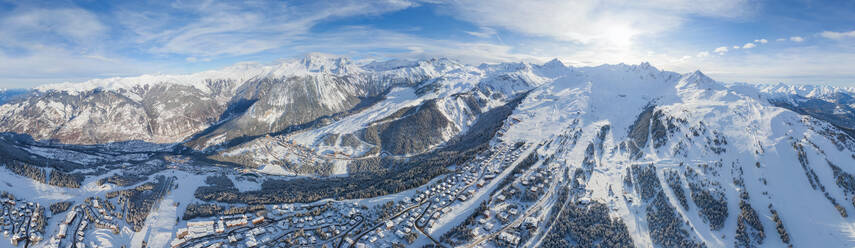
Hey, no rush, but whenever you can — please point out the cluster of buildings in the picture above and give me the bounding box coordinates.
[172,202,363,248]
[48,197,124,248]
[0,193,43,247]
[172,139,539,248]
[346,142,531,247]
[173,132,543,247]
[419,143,526,232]
[348,206,418,247]
[470,152,563,247]
[498,230,521,245]
[520,167,552,194]
[170,216,245,248]
[274,137,323,166]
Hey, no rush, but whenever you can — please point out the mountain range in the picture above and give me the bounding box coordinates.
[1,55,854,247]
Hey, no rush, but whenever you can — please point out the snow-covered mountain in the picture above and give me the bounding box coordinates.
[1,56,855,248]
[746,83,855,135]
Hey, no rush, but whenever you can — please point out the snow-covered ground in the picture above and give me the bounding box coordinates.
[3,57,855,247]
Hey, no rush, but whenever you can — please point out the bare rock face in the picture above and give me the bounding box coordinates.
[0,56,452,148]
[0,81,237,144]
[184,75,383,151]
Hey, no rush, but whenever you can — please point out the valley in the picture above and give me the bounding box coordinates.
[0,56,854,248]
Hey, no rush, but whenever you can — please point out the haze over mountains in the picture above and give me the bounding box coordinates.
[1,55,855,248]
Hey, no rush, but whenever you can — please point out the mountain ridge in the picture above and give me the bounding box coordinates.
[4,56,706,147]
[1,56,855,247]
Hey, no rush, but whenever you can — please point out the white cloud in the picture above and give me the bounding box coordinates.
[0,7,107,54]
[185,57,212,63]
[465,27,497,38]
[4,0,854,89]
[279,26,543,64]
[0,7,136,88]
[434,0,752,48]
[136,0,418,57]
[0,1,422,87]
[695,46,855,85]
[1,8,106,43]
[820,30,855,40]
[0,46,159,88]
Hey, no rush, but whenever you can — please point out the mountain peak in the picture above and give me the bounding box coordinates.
[753,83,855,99]
[363,59,420,71]
[296,54,360,75]
[676,70,725,90]
[543,58,566,68]
[630,61,658,73]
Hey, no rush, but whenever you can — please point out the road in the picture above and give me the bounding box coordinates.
[346,146,515,247]
[462,164,560,248]
[525,168,572,247]
[177,144,521,248]
[335,215,366,248]
[348,203,425,248]
[413,201,444,247]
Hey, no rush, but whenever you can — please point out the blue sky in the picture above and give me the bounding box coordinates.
[1,0,855,88]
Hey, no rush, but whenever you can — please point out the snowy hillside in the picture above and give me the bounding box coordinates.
[492,64,855,247]
[1,57,855,248]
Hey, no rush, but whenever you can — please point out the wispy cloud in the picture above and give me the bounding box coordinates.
[135,0,417,59]
[1,0,854,88]
[283,26,542,64]
[465,27,497,38]
[0,0,421,87]
[433,0,753,48]
[698,46,855,85]
[0,6,139,87]
[821,30,855,40]
[0,7,106,46]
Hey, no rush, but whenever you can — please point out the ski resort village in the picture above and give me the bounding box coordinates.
[0,55,854,248]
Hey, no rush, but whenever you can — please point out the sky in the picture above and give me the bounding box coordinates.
[1,0,855,88]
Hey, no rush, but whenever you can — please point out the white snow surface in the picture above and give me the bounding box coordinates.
[34,54,464,96]
[36,54,358,95]
[492,63,855,247]
[7,56,855,248]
